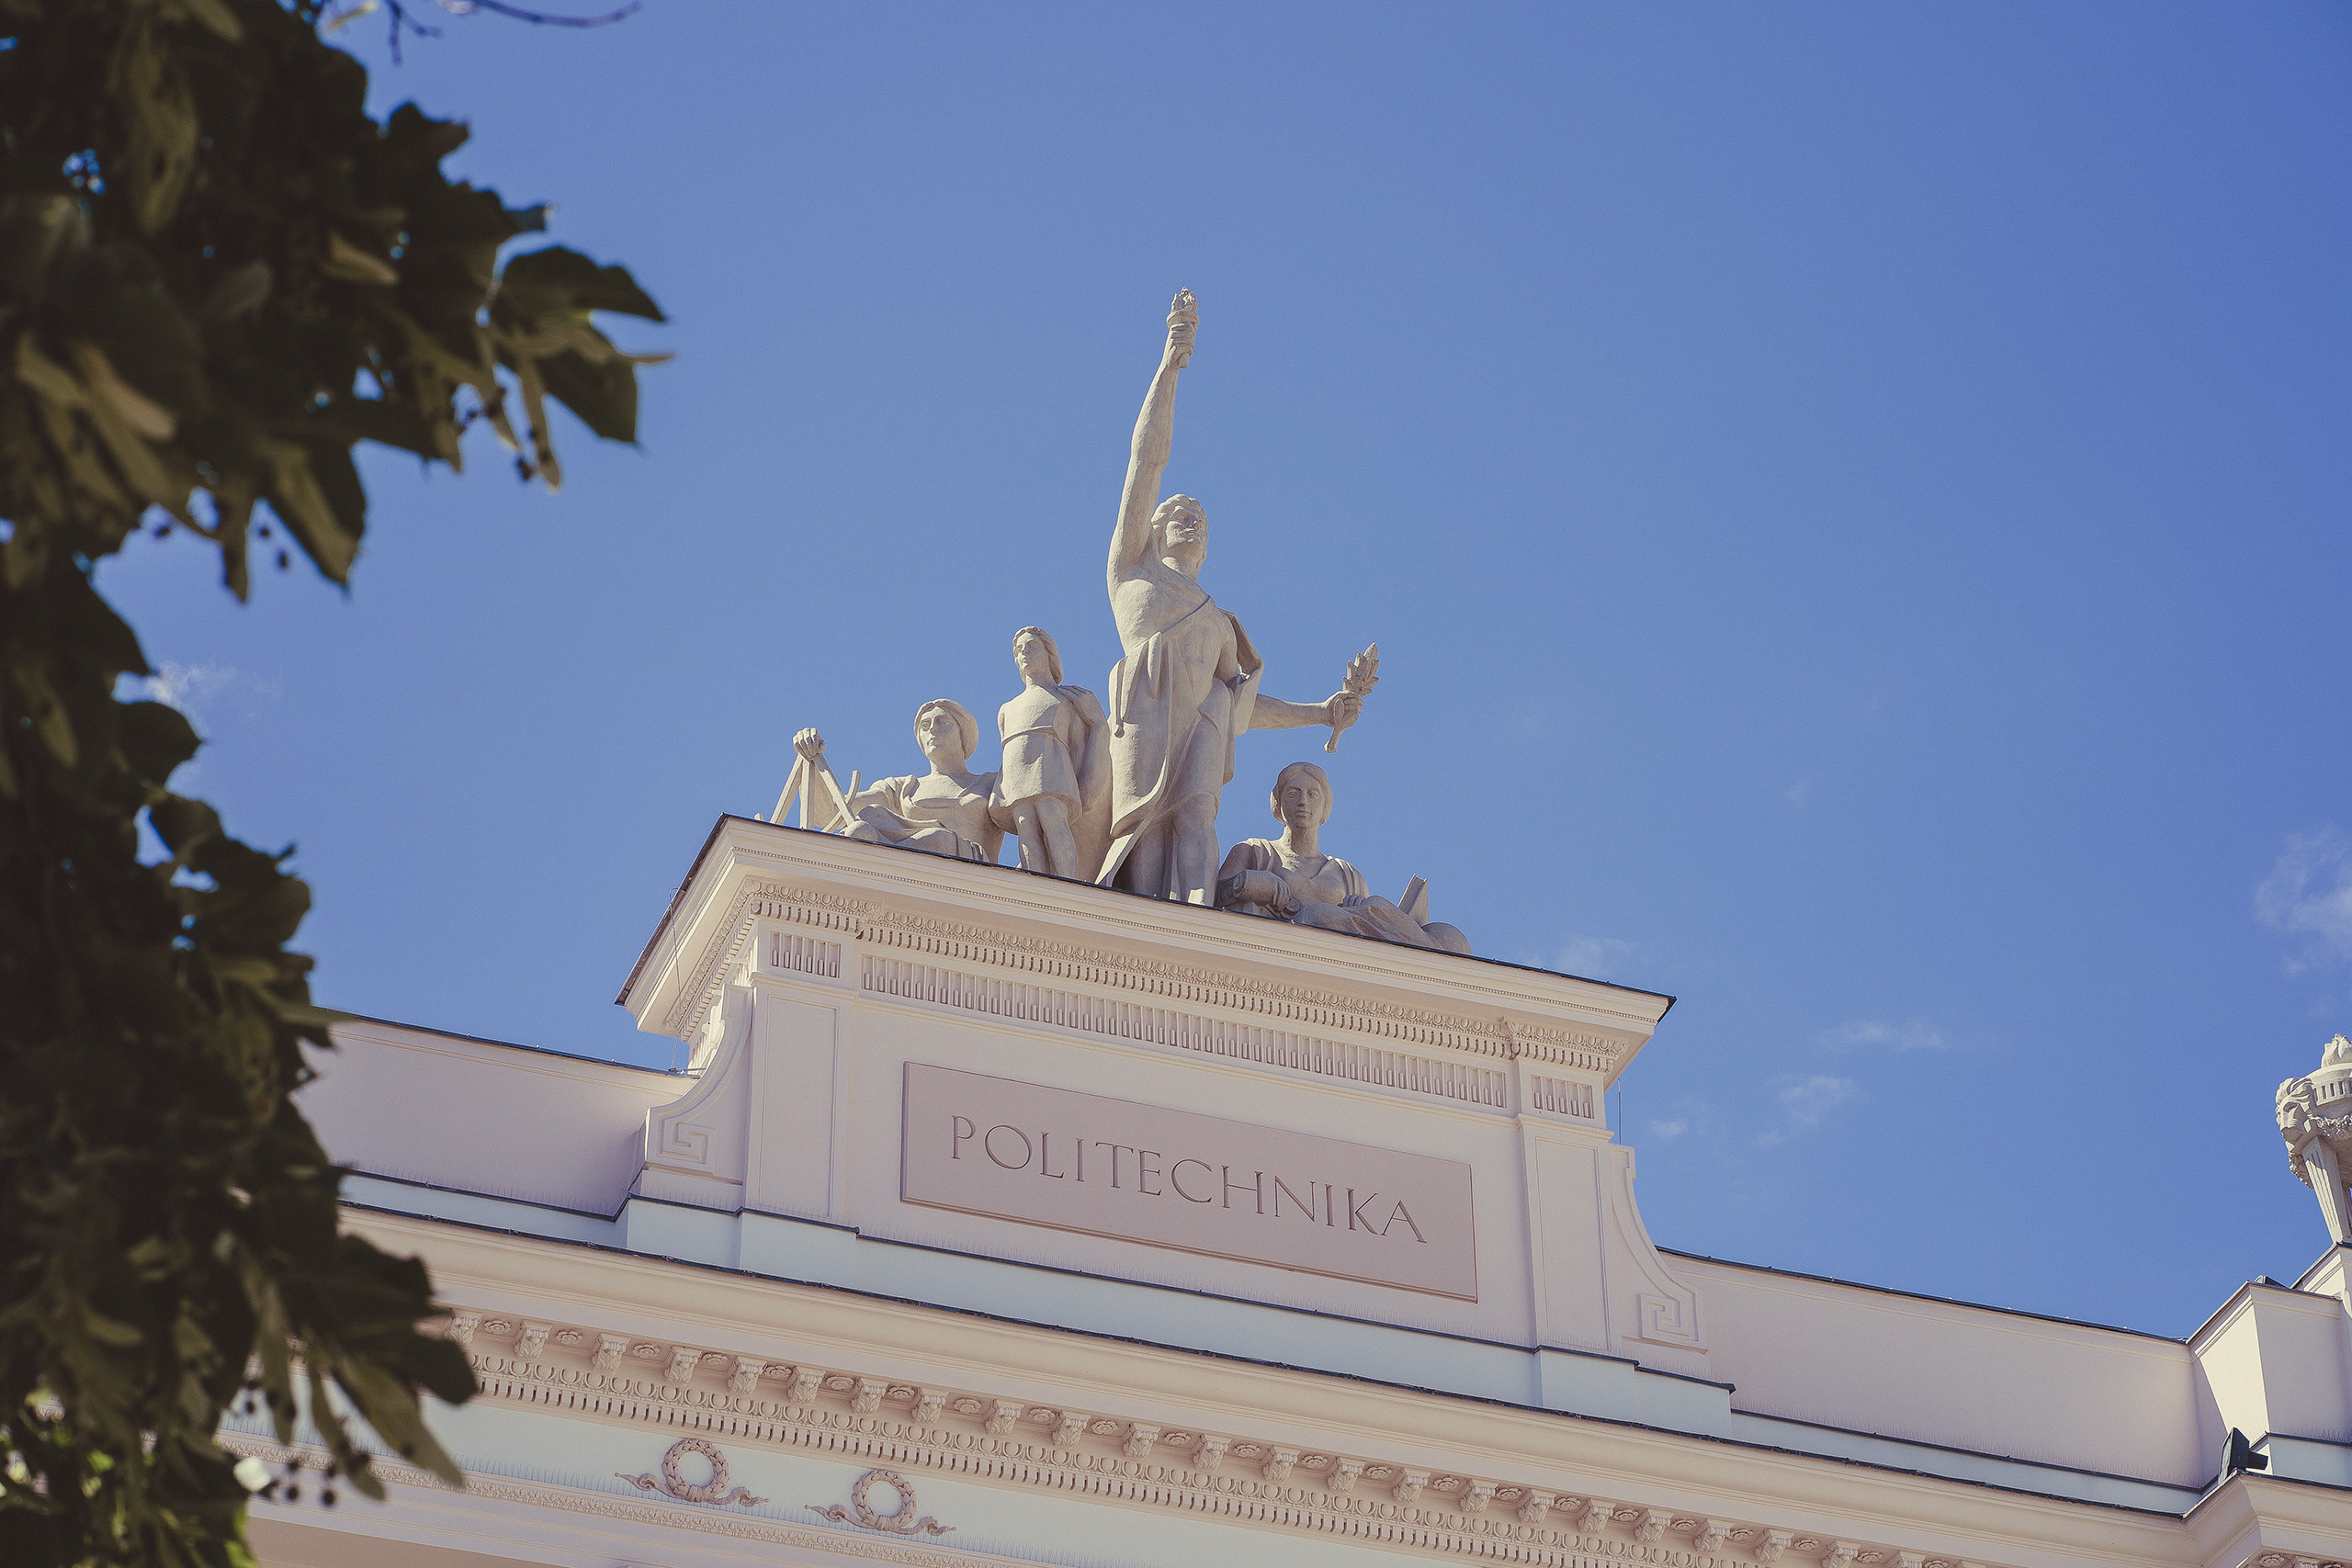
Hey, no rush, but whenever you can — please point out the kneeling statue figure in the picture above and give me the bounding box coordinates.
[1216,761,1468,954]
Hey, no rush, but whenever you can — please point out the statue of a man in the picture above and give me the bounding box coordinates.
[1101,290,1368,903]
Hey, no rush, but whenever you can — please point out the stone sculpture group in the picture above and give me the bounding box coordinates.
[775,291,1468,955]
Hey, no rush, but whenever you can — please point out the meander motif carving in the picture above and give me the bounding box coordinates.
[444,1310,1999,1568]
[811,1468,954,1537]
[616,1437,768,1507]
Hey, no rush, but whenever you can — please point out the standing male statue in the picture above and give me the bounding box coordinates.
[1101,290,1372,902]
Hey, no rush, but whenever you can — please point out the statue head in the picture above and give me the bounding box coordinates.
[914,699,979,771]
[1150,494,1208,570]
[1270,761,1333,830]
[2280,1076,2317,1141]
[1012,626,1063,686]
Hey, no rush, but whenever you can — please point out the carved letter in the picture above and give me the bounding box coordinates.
[1137,1149,1164,1195]
[1222,1166,1264,1213]
[952,1115,974,1158]
[1170,1158,1216,1202]
[984,1124,1032,1170]
[1347,1189,1381,1231]
[1384,1201,1427,1242]
[1272,1174,1317,1220]
[1039,1133,1068,1179]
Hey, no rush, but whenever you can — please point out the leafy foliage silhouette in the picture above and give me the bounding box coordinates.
[0,2,662,1562]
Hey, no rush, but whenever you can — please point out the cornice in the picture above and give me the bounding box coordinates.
[433,1314,1995,1568]
[357,1212,2200,1568]
[663,866,1643,1099]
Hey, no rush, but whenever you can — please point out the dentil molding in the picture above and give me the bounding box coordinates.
[440,1306,1996,1568]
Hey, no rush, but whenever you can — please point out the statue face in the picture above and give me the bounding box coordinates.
[1275,772,1326,829]
[915,705,967,770]
[1012,632,1054,683]
[1155,499,1207,557]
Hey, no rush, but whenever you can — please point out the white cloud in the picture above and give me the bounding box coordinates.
[1556,935,1634,979]
[1818,1017,1950,1053]
[2256,829,2352,973]
[1649,1118,1689,1140]
[140,660,237,712]
[130,662,281,730]
[1758,1074,1857,1145]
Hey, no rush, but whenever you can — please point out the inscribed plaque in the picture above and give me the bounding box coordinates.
[899,1062,1476,1298]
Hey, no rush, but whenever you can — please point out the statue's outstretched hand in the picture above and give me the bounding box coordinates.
[1324,692,1363,732]
[793,728,826,762]
[1166,288,1197,368]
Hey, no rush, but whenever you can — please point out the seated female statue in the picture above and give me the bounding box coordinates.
[1214,761,1469,954]
[791,700,1004,863]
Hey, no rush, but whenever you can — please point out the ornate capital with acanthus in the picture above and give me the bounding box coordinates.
[2278,1034,2352,1244]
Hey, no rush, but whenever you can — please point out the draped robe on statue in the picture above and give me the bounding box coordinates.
[1099,561,1264,894]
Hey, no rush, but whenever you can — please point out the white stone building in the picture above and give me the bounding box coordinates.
[243,819,2352,1568]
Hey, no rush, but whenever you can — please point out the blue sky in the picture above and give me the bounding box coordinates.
[102,4,2352,1337]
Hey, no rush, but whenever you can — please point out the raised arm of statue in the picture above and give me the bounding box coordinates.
[1109,289,1197,583]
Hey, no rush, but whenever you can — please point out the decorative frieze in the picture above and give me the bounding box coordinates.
[868,953,1510,1111]
[766,929,842,981]
[1525,1076,1597,1120]
[663,875,1639,1082]
[440,1315,1995,1568]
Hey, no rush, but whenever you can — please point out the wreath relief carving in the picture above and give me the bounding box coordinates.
[812,1467,954,1537]
[616,1437,767,1507]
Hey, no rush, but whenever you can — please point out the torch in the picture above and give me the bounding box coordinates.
[1325,644,1380,753]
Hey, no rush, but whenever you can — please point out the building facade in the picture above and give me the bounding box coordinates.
[235,818,2352,1568]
